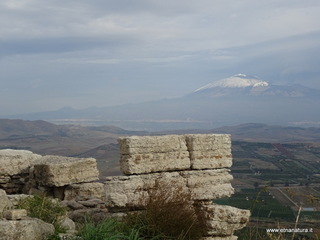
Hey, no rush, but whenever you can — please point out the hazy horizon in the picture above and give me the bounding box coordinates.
[1,0,320,115]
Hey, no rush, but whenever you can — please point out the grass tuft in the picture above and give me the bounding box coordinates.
[77,217,124,240]
[16,194,68,238]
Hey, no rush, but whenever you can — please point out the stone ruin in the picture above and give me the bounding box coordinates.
[0,134,250,240]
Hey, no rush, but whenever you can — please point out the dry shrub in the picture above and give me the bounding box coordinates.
[123,180,206,240]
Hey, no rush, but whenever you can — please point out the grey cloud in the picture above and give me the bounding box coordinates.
[74,0,195,16]
[1,0,320,115]
[0,35,141,57]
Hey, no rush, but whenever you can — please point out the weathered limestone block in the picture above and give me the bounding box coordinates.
[119,135,190,174]
[185,134,231,151]
[0,150,43,193]
[0,190,12,214]
[120,151,190,175]
[0,218,54,240]
[185,134,232,169]
[119,135,188,154]
[105,172,184,208]
[0,149,42,176]
[181,169,234,200]
[3,209,27,220]
[63,182,105,200]
[199,203,250,236]
[189,152,232,169]
[118,134,234,174]
[105,170,233,208]
[33,156,99,187]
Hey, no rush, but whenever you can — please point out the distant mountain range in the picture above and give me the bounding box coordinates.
[3,74,320,131]
[1,119,320,176]
[159,123,320,143]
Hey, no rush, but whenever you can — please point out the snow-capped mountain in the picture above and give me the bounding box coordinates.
[194,74,269,91]
[192,74,320,98]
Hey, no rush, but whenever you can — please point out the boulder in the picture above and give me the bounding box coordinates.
[59,216,76,232]
[0,218,54,240]
[33,156,99,187]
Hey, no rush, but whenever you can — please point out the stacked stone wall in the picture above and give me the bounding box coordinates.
[0,134,250,239]
[0,150,104,239]
[105,134,250,239]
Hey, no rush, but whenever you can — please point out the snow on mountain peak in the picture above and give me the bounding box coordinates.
[195,74,269,92]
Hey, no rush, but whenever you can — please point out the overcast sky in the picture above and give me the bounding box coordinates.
[1,0,320,115]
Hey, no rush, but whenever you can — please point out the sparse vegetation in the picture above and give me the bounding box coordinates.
[16,194,68,238]
[122,180,206,240]
[76,217,164,240]
[76,180,206,240]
